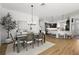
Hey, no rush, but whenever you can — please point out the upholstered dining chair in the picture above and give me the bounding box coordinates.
[35,30,44,46]
[25,32,34,51]
[10,33,24,53]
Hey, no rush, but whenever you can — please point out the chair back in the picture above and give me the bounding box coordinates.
[39,32,44,39]
[10,33,15,43]
[26,32,34,41]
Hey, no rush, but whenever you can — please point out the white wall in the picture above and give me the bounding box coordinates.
[0,25,8,43]
[0,26,1,45]
[0,6,1,45]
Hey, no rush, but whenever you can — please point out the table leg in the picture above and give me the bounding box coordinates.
[44,35,45,43]
[17,38,20,53]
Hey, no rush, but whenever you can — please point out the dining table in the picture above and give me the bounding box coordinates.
[15,32,46,53]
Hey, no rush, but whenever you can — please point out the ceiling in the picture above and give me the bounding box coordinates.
[0,3,79,18]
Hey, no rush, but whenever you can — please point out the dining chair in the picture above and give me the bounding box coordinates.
[10,33,24,53]
[25,32,34,51]
[35,30,44,46]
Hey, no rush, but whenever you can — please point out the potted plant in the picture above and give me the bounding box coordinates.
[0,12,16,38]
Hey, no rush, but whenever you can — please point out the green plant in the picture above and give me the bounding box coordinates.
[0,12,16,38]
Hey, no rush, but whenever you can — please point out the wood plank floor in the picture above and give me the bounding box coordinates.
[39,35,79,55]
[0,43,8,55]
[0,35,79,55]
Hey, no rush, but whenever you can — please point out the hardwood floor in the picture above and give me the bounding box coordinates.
[0,35,79,55]
[0,43,8,55]
[39,35,79,55]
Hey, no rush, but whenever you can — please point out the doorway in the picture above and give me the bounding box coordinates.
[73,18,79,38]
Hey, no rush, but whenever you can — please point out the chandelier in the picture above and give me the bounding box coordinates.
[29,4,36,30]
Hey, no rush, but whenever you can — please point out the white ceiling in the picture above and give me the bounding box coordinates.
[0,3,79,17]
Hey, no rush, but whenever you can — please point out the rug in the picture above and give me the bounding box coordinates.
[6,41,55,55]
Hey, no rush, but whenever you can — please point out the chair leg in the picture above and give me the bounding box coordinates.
[13,44,15,51]
[16,44,20,53]
[37,41,39,47]
[17,46,20,53]
[41,40,43,45]
[32,43,34,48]
[25,43,28,51]
[22,43,25,48]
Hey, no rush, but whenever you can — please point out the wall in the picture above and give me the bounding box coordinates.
[0,25,8,43]
[0,5,40,43]
[0,5,3,44]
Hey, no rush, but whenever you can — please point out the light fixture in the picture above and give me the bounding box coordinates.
[31,5,33,24]
[29,4,36,30]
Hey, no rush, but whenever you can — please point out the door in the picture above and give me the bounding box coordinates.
[74,18,79,36]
